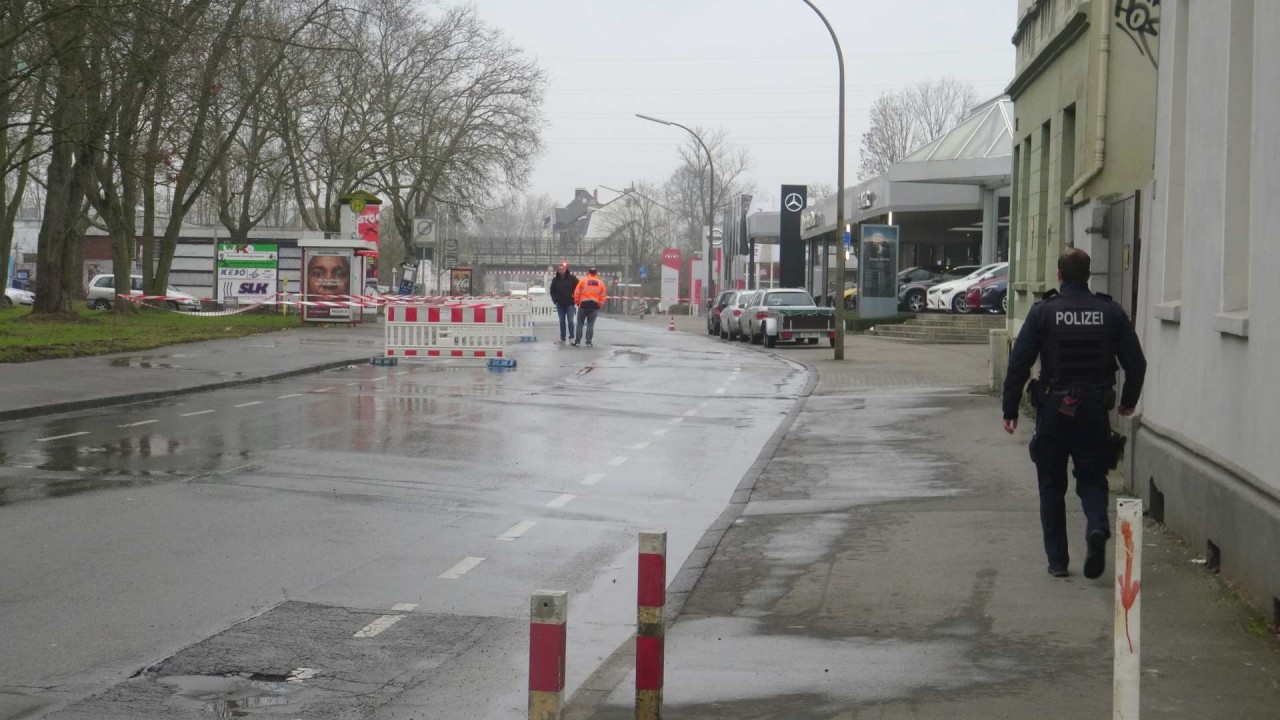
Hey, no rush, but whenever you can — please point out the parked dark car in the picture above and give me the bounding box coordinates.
[897,265,980,313]
[977,276,1009,314]
[707,290,736,335]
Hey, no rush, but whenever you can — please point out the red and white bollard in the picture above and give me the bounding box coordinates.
[529,591,568,720]
[1113,498,1143,720]
[667,316,675,332]
[636,531,667,719]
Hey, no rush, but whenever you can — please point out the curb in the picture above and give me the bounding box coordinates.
[0,357,369,423]
[563,355,819,719]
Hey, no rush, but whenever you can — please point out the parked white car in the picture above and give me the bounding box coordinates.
[85,274,201,311]
[718,290,752,341]
[927,262,1006,313]
[3,286,35,306]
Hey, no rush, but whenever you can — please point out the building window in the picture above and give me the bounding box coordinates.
[1061,104,1077,248]
[1037,121,1052,283]
[1221,0,1253,318]
[1161,0,1190,307]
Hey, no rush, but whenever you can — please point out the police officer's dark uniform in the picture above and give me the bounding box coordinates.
[1002,280,1147,578]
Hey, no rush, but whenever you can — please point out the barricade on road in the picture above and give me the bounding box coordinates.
[384,303,507,359]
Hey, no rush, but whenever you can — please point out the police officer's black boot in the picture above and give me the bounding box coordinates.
[1083,530,1108,579]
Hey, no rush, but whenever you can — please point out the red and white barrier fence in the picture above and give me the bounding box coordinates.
[529,591,568,720]
[384,303,507,359]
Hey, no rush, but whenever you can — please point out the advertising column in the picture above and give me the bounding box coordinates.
[660,248,681,312]
[779,185,807,288]
[857,224,900,319]
[303,250,355,322]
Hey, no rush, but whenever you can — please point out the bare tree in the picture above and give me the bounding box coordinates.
[662,127,751,254]
[472,191,554,241]
[806,181,834,201]
[858,77,979,179]
[0,1,47,289]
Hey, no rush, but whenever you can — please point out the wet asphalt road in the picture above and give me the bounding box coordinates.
[0,318,807,719]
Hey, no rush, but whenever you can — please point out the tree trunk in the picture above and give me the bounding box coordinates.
[32,78,86,317]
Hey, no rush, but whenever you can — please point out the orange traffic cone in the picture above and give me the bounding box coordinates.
[667,316,675,331]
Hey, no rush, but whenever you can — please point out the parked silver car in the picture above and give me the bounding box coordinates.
[718,290,753,341]
[3,286,35,306]
[86,274,201,311]
[735,290,763,343]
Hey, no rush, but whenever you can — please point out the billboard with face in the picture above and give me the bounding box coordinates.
[304,249,353,321]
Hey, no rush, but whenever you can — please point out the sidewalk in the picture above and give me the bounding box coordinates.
[588,334,1280,718]
[0,323,384,421]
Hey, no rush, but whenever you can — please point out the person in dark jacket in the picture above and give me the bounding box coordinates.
[549,262,578,344]
[1002,248,1147,579]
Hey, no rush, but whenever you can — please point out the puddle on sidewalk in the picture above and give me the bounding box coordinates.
[158,674,317,717]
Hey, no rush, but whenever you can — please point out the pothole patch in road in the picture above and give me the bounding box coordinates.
[45,601,513,719]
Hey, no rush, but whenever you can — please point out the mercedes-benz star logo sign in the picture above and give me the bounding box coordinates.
[784,193,805,213]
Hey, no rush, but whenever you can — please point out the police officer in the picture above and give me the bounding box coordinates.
[1002,248,1147,579]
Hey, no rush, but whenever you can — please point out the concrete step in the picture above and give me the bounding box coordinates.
[906,313,1006,328]
[865,325,994,344]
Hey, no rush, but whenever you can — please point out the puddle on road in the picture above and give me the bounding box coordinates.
[109,356,182,369]
[158,675,314,717]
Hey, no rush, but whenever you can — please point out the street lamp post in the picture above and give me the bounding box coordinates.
[636,113,715,314]
[800,0,847,360]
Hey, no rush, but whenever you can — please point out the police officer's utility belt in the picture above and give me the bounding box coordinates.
[1028,379,1116,411]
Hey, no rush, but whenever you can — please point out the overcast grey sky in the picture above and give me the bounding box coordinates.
[469,0,1015,211]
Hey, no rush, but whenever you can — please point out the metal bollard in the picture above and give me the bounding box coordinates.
[1113,498,1143,720]
[636,531,667,719]
[529,591,568,720]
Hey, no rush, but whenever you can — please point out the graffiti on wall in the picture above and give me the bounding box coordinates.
[1114,0,1160,69]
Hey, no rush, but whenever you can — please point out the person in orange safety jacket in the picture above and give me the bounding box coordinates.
[571,267,608,347]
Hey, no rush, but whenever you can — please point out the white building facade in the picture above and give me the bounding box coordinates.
[1132,0,1279,616]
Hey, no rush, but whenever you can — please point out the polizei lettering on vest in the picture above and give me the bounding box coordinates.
[1056,310,1105,326]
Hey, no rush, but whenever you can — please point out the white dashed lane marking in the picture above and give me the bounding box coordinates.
[314,386,338,393]
[117,420,158,428]
[36,432,90,442]
[607,456,629,467]
[439,556,486,579]
[391,603,418,612]
[545,494,577,509]
[684,409,699,417]
[715,388,726,394]
[670,418,684,425]
[277,393,304,399]
[497,521,538,541]
[352,615,403,639]
[652,428,669,437]
[234,401,263,408]
[581,473,606,486]
[180,410,215,417]
[631,441,650,450]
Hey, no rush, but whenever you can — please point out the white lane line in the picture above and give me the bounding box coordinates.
[631,441,650,450]
[497,521,538,541]
[36,431,90,443]
[715,388,726,394]
[345,382,360,386]
[439,556,486,579]
[581,473,606,486]
[117,419,158,428]
[395,371,410,376]
[180,409,216,417]
[697,401,708,408]
[390,603,418,612]
[684,409,699,417]
[652,428,669,437]
[352,615,404,638]
[607,456,629,467]
[277,393,304,399]
[314,386,338,393]
[670,417,684,425]
[286,668,317,683]
[234,401,263,408]
[734,367,741,372]
[546,493,577,509]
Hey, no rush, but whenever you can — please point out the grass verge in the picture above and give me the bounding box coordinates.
[0,306,298,362]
